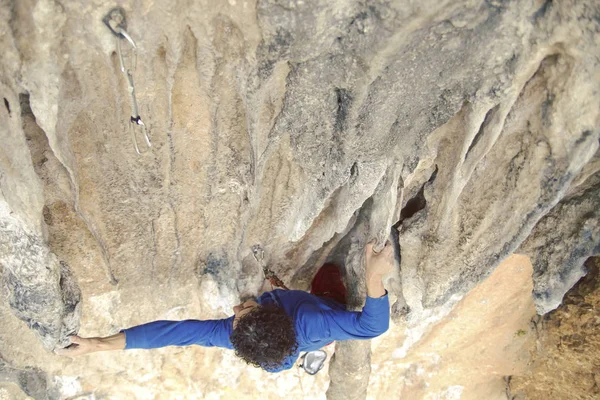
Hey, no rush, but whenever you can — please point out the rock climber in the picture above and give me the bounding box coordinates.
[57,241,394,372]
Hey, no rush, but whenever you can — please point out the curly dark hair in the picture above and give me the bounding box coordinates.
[230,303,298,370]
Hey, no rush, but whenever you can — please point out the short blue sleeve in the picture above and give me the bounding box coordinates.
[122,318,234,350]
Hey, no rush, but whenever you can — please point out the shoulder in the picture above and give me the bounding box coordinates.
[294,303,328,343]
[211,316,234,349]
[270,289,315,299]
[258,289,317,306]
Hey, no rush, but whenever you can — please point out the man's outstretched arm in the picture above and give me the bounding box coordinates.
[57,318,234,357]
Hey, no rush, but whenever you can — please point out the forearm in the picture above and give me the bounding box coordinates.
[89,333,126,353]
[322,291,390,340]
[366,273,386,298]
[57,332,127,357]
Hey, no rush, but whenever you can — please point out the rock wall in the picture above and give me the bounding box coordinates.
[0,0,599,398]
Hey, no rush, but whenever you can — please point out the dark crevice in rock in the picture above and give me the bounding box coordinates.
[541,91,555,126]
[531,0,553,23]
[19,93,31,115]
[59,261,81,318]
[398,165,438,225]
[399,186,426,222]
[349,162,359,183]
[575,129,593,146]
[334,88,352,133]
[3,97,10,116]
[465,104,500,160]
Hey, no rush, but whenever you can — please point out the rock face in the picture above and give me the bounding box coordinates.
[0,0,599,398]
[370,254,537,400]
[0,199,81,351]
[519,163,600,314]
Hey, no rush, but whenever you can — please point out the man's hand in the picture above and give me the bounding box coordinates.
[365,241,394,277]
[55,333,126,357]
[55,335,98,357]
[365,241,395,298]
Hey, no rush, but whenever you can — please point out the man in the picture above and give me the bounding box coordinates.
[58,241,394,372]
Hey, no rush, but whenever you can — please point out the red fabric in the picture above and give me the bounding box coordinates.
[310,263,347,305]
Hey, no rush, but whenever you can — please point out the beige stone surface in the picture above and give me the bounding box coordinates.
[369,254,535,400]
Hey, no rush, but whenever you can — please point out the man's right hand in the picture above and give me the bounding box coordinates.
[364,241,395,298]
[55,335,97,357]
[365,241,394,277]
[56,333,126,357]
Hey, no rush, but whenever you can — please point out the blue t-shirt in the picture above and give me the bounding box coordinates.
[122,289,389,372]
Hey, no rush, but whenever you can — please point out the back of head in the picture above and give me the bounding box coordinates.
[230,303,298,370]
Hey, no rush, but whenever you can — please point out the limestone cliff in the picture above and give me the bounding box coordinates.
[0,0,599,398]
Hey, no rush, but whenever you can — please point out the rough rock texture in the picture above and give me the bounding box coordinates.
[369,254,537,400]
[1,0,599,398]
[0,355,49,400]
[519,155,600,314]
[508,257,600,400]
[0,200,81,351]
[0,93,82,353]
